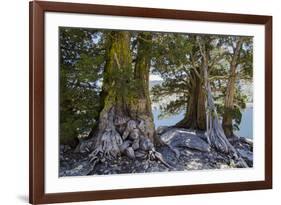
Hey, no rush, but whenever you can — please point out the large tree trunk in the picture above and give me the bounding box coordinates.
[176,68,206,130]
[222,70,236,137]
[222,38,244,138]
[130,32,155,142]
[91,31,132,159]
[89,31,156,161]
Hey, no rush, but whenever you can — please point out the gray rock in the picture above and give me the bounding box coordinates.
[59,128,253,176]
[139,137,154,151]
[120,140,131,153]
[75,139,94,153]
[156,126,170,135]
[125,147,135,159]
[159,128,211,152]
[135,150,147,159]
[61,160,94,176]
[237,148,253,166]
[132,140,140,150]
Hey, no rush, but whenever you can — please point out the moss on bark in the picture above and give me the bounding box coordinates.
[90,31,156,159]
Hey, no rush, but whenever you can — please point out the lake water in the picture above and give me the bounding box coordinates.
[152,106,253,139]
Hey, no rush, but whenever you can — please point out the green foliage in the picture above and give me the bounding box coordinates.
[59,27,106,146]
[59,27,254,145]
[216,103,239,131]
[103,64,139,102]
[151,33,253,132]
[151,33,195,118]
[101,31,141,107]
[239,37,253,78]
[151,80,187,118]
[215,84,248,131]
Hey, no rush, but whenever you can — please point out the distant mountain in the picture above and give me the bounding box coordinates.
[149,79,253,103]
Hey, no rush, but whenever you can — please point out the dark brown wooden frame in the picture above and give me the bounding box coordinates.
[29,1,272,204]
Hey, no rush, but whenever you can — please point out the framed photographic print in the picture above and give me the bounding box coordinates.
[29,1,272,204]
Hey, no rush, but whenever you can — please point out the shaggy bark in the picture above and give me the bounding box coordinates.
[222,38,245,137]
[131,32,155,142]
[198,37,248,167]
[87,32,163,166]
[176,68,206,130]
[91,31,132,160]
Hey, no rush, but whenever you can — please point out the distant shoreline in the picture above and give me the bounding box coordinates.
[246,102,253,107]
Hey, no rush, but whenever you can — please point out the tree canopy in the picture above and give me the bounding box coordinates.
[59,28,253,149]
[59,28,106,145]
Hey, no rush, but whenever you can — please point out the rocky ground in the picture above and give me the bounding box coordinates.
[59,127,253,177]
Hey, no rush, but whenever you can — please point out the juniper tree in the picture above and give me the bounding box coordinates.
[221,36,253,137]
[89,31,155,160]
[151,33,206,130]
[59,27,106,146]
[151,33,252,138]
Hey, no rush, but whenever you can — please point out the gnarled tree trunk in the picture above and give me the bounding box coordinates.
[176,68,206,130]
[222,72,236,137]
[198,37,248,167]
[130,32,155,142]
[91,31,132,160]
[88,31,156,162]
[222,38,244,137]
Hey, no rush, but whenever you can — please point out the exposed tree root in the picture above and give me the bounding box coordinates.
[85,107,172,171]
[198,37,248,168]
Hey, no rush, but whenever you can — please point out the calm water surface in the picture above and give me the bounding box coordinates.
[152,106,253,139]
